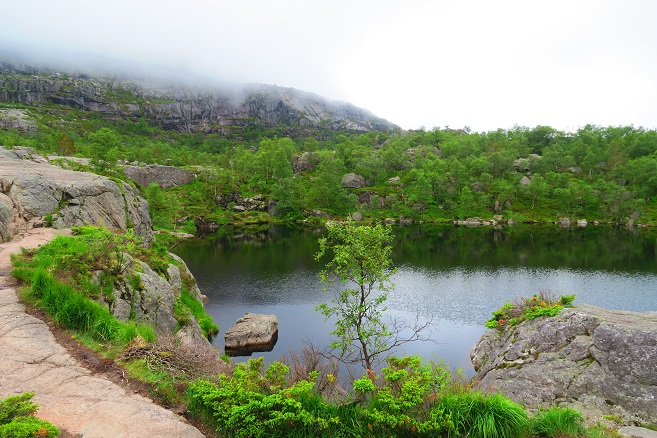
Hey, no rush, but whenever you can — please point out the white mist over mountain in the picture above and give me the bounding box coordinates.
[1,0,656,132]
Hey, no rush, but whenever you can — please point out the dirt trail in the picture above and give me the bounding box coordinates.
[0,228,205,437]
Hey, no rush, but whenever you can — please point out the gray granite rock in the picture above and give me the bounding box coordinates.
[472,304,657,424]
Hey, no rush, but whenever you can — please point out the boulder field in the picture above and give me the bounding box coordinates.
[472,304,657,425]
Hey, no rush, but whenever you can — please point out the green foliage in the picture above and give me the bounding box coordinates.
[179,289,219,340]
[530,406,586,437]
[437,392,529,438]
[187,355,548,438]
[0,392,60,438]
[486,292,576,330]
[10,227,162,345]
[188,358,341,438]
[315,221,396,370]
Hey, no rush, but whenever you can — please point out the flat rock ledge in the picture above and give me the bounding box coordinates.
[619,426,657,438]
[472,304,657,425]
[224,313,278,354]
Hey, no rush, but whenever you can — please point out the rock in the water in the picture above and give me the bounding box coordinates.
[472,304,657,424]
[224,313,278,354]
[0,152,152,243]
[123,164,195,189]
[341,173,366,188]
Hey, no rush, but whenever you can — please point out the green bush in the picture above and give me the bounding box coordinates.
[188,355,540,438]
[530,406,586,437]
[0,393,59,438]
[486,292,576,330]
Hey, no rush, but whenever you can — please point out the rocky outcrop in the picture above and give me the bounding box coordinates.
[0,62,399,136]
[0,109,37,132]
[341,173,366,188]
[0,229,205,437]
[224,313,278,355]
[472,304,657,424]
[292,152,319,173]
[123,164,195,189]
[97,252,209,347]
[0,151,153,243]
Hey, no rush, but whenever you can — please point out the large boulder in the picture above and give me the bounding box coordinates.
[123,164,195,189]
[100,253,211,348]
[0,152,152,243]
[341,173,366,189]
[224,313,278,355]
[472,304,657,424]
[0,109,37,133]
[292,152,318,173]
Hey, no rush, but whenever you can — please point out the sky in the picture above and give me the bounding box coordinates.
[1,0,656,132]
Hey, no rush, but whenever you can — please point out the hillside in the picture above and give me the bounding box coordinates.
[0,61,398,139]
[0,59,656,229]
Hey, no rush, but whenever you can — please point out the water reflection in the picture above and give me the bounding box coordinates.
[173,225,657,376]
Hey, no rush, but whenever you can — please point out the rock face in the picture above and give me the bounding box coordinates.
[292,152,319,173]
[341,173,366,188]
[123,164,195,189]
[0,109,37,132]
[0,62,399,136]
[224,313,278,355]
[0,152,152,243]
[472,304,657,424]
[100,254,210,347]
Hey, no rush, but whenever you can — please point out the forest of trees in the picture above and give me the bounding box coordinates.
[1,102,656,229]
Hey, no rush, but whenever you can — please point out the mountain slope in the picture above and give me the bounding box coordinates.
[0,61,398,137]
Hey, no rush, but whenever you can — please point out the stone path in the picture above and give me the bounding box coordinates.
[0,228,204,437]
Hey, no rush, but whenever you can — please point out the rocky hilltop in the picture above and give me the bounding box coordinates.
[472,304,657,425]
[0,61,398,136]
[0,147,152,243]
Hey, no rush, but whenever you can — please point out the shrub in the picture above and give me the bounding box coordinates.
[0,392,59,438]
[530,406,586,437]
[486,291,576,330]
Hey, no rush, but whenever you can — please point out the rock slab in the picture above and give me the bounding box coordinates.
[224,313,278,350]
[0,229,203,438]
[123,164,195,189]
[472,304,657,424]
[0,152,152,243]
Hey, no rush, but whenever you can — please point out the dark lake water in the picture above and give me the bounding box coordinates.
[172,225,657,376]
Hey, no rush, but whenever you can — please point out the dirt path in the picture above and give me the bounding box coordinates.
[0,228,205,437]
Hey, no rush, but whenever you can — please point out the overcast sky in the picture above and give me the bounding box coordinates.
[1,0,656,132]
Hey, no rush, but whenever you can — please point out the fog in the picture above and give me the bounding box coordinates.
[2,0,657,132]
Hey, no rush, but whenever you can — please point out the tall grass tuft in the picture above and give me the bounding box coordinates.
[530,406,586,437]
[437,392,529,438]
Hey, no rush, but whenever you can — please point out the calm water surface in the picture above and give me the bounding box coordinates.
[173,225,657,376]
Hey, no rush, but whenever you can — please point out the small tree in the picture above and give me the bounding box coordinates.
[315,221,430,372]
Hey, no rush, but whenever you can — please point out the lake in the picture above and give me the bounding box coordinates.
[172,224,657,376]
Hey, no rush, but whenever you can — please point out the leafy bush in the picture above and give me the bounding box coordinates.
[0,393,59,438]
[188,355,537,438]
[486,292,576,329]
[530,406,586,437]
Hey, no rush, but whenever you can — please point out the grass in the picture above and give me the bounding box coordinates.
[438,392,529,438]
[530,406,586,437]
